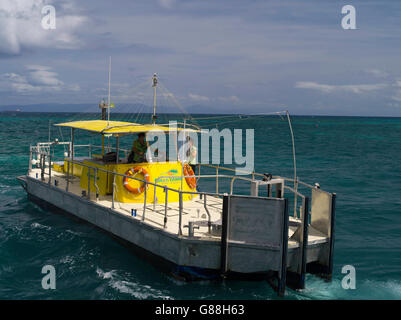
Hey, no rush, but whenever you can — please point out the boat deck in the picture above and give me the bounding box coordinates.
[28,169,328,248]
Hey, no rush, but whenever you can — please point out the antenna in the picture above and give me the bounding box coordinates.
[152,73,158,124]
[107,56,112,125]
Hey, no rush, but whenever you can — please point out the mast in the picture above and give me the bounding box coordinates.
[107,56,112,125]
[152,73,158,124]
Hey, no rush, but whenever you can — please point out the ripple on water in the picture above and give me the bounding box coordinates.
[96,267,173,300]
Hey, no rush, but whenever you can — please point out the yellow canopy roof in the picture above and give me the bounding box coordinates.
[54,120,200,135]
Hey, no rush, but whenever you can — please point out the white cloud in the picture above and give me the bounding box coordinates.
[0,0,86,55]
[295,81,387,94]
[187,93,240,104]
[391,82,401,102]
[385,80,401,102]
[0,65,78,93]
[218,95,240,103]
[365,69,389,78]
[26,65,64,86]
[1,73,38,92]
[188,93,209,102]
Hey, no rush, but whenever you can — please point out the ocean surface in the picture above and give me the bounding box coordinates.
[1,112,401,300]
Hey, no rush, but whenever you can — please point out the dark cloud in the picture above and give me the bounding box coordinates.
[1,0,401,115]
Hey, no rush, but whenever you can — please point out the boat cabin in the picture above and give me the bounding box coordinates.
[52,120,200,204]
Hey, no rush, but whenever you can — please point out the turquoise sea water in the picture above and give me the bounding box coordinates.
[1,113,401,300]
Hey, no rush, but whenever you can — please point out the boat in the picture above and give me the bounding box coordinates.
[17,73,336,296]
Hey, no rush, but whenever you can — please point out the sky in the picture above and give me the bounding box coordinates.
[1,0,401,116]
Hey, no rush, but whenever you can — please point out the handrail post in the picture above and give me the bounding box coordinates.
[164,186,168,228]
[203,194,211,233]
[40,154,45,181]
[216,167,219,193]
[294,178,298,217]
[178,192,183,235]
[142,182,147,221]
[94,168,99,201]
[87,167,91,200]
[71,128,74,180]
[28,148,32,173]
[230,176,236,195]
[116,135,120,164]
[153,178,158,210]
[112,172,116,209]
[48,154,52,185]
[66,158,70,192]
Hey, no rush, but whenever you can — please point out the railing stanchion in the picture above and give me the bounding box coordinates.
[66,142,72,192]
[230,177,235,195]
[94,168,99,201]
[153,179,158,210]
[66,158,70,191]
[164,187,168,228]
[294,179,298,217]
[40,154,45,181]
[48,154,52,185]
[87,167,91,200]
[216,167,219,193]
[178,192,183,235]
[28,148,32,173]
[112,172,116,209]
[203,194,211,234]
[71,129,74,180]
[142,182,147,221]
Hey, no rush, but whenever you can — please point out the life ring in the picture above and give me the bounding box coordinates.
[123,167,150,194]
[183,164,197,189]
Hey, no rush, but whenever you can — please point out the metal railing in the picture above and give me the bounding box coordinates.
[30,148,218,236]
[29,144,331,239]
